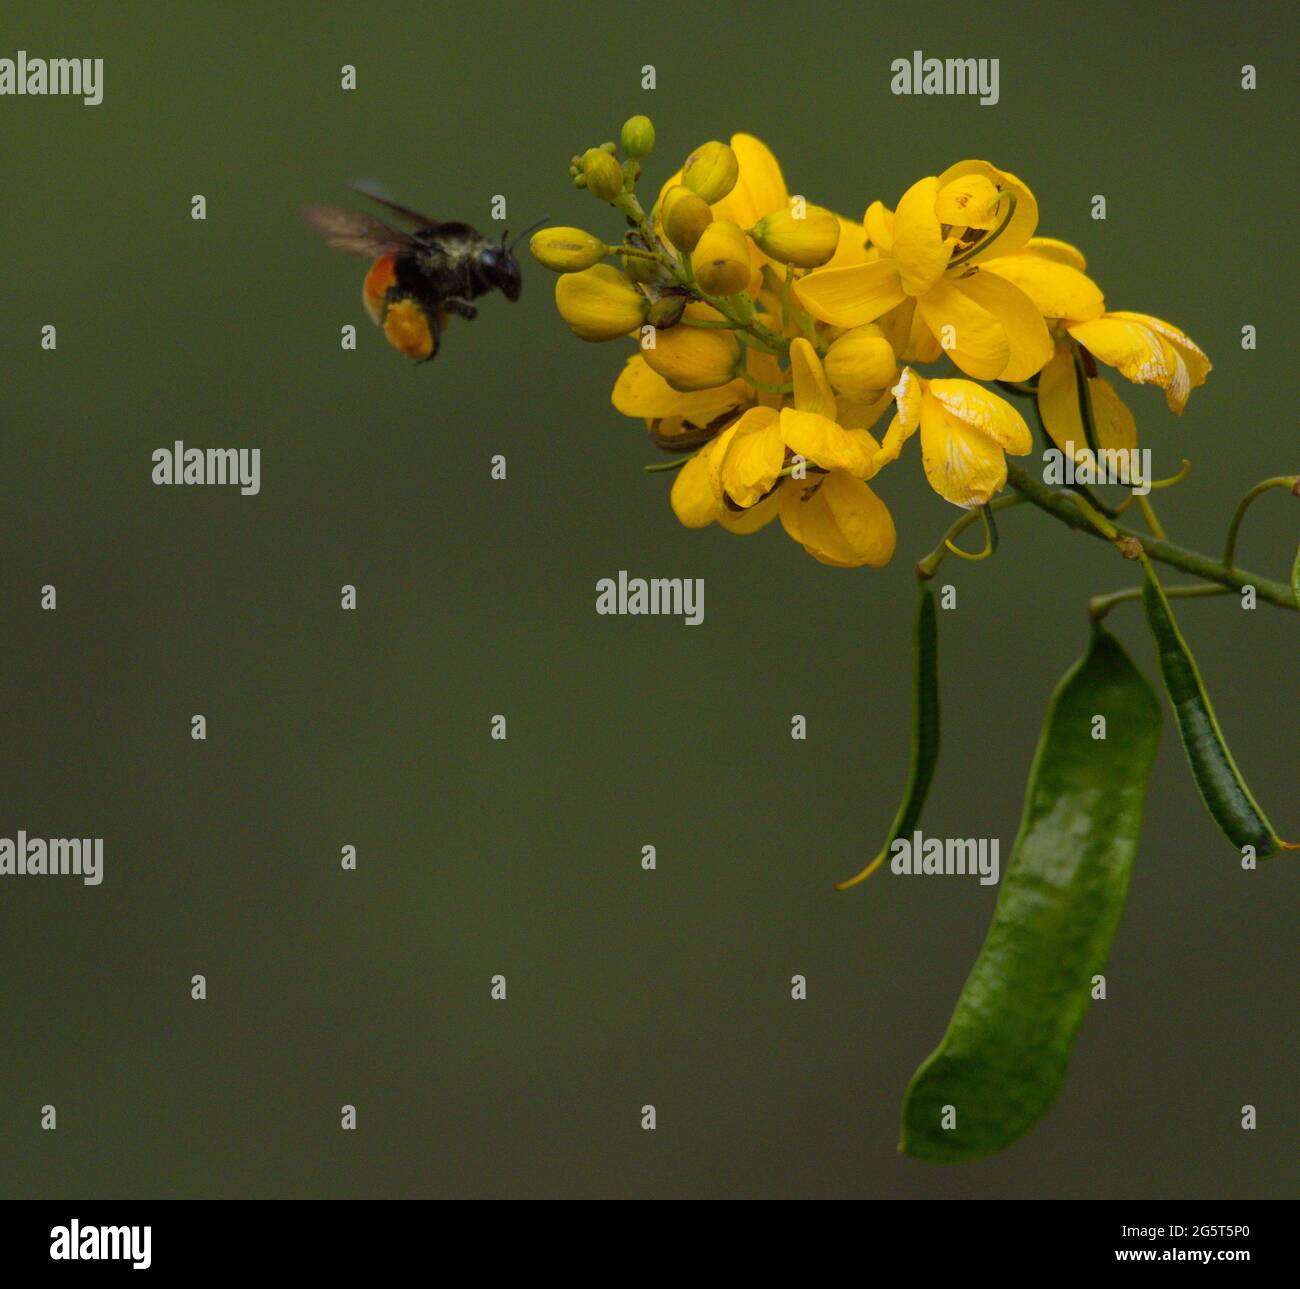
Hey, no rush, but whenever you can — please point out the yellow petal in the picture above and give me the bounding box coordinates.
[718,485,783,534]
[919,393,1009,507]
[935,174,1002,230]
[878,297,940,364]
[905,312,943,363]
[779,471,897,567]
[864,201,895,254]
[779,407,873,475]
[724,133,790,229]
[1105,311,1211,412]
[789,336,837,415]
[670,451,724,527]
[935,160,1038,261]
[719,407,784,507]
[916,278,1010,381]
[891,366,925,435]
[611,356,748,421]
[824,215,874,269]
[1036,346,1082,456]
[1087,377,1138,451]
[836,388,895,435]
[924,379,1032,454]
[874,367,924,467]
[671,419,751,527]
[793,259,906,328]
[892,176,949,295]
[1067,315,1171,390]
[980,254,1105,321]
[1037,344,1136,455]
[1021,236,1088,272]
[611,355,747,421]
[951,271,1053,380]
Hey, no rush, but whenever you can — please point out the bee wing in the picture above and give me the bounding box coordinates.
[349,182,440,230]
[301,204,418,257]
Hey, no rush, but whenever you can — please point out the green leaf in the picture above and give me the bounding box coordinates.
[1140,556,1295,858]
[900,624,1161,1161]
[837,581,939,889]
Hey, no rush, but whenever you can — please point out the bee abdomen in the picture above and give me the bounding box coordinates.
[363,254,399,324]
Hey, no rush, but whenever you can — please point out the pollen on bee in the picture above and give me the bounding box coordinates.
[383,297,436,362]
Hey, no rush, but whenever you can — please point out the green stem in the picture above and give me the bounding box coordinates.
[643,455,693,474]
[1223,475,1299,571]
[1135,493,1166,539]
[614,244,659,262]
[615,188,791,358]
[1089,582,1229,621]
[996,379,1039,397]
[1005,462,1298,612]
[1069,339,1102,458]
[917,494,1025,578]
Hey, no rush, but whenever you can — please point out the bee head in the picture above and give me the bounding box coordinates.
[478,242,523,302]
[480,220,548,302]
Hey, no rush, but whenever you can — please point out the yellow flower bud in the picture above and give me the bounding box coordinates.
[824,325,898,400]
[661,185,713,253]
[620,114,655,159]
[749,204,841,267]
[529,226,608,273]
[691,220,752,296]
[643,303,741,391]
[582,147,625,202]
[682,140,739,204]
[555,264,648,341]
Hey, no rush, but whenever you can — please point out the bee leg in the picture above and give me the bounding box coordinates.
[442,297,478,321]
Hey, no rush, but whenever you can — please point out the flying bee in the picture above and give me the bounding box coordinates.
[303,185,542,363]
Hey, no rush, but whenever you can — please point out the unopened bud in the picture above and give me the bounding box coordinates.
[824,325,898,399]
[530,226,609,273]
[583,147,625,201]
[682,140,739,204]
[661,185,713,253]
[691,220,752,295]
[642,303,741,391]
[620,115,655,159]
[750,204,841,267]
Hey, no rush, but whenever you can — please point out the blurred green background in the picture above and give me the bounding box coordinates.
[2,0,1295,1198]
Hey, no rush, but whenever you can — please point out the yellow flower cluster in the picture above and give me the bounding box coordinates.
[531,122,1211,568]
